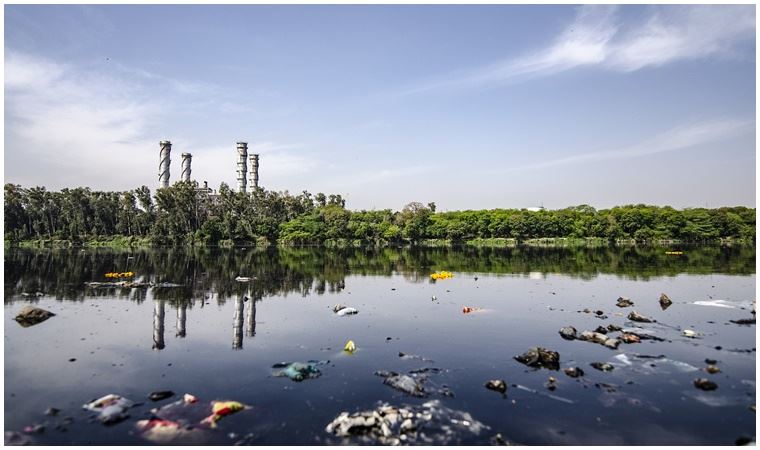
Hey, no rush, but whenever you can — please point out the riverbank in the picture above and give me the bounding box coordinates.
[6,235,754,249]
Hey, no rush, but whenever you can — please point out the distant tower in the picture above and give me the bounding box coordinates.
[249,154,259,190]
[236,142,248,193]
[158,141,172,188]
[180,153,192,182]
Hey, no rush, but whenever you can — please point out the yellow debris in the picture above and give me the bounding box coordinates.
[343,340,356,353]
[430,271,454,280]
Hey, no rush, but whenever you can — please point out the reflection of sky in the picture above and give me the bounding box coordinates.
[5,272,756,445]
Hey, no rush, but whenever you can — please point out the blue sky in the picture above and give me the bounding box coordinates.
[4,4,756,210]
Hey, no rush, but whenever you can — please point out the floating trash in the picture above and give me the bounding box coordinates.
[135,419,208,444]
[105,272,134,278]
[333,305,359,316]
[201,401,249,428]
[665,251,683,255]
[430,271,454,280]
[343,340,356,353]
[375,371,427,397]
[83,394,134,425]
[398,352,434,362]
[693,300,745,309]
[272,361,327,381]
[682,329,700,339]
[462,306,483,314]
[325,400,488,445]
[235,276,254,282]
[5,431,33,446]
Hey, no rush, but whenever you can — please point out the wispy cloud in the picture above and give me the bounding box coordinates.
[500,118,754,172]
[399,5,755,95]
[4,50,309,191]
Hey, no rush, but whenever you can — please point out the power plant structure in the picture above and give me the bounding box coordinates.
[158,141,172,189]
[156,140,260,194]
[249,153,260,190]
[180,153,192,182]
[236,142,248,193]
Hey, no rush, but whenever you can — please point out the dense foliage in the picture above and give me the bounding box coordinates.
[4,182,755,246]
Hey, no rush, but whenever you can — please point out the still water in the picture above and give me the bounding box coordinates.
[4,246,756,445]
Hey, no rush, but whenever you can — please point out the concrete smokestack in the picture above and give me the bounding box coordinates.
[249,154,259,190]
[236,142,248,193]
[158,140,171,189]
[180,153,192,182]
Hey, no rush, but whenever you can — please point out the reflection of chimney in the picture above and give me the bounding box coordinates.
[153,300,166,350]
[246,297,257,337]
[176,304,187,338]
[236,142,248,193]
[233,295,245,350]
[181,153,192,182]
[248,154,259,190]
[158,141,172,189]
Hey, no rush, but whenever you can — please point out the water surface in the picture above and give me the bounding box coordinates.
[4,246,756,445]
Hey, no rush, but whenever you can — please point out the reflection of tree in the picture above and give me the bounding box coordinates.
[4,245,756,305]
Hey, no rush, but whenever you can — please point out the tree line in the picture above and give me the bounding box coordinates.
[4,182,755,246]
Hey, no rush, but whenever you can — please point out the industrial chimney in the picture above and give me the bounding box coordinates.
[249,154,260,190]
[236,142,248,193]
[180,153,192,182]
[158,140,172,189]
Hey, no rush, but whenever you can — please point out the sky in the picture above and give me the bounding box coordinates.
[4,4,757,211]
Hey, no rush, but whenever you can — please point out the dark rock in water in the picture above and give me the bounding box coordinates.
[606,324,623,332]
[545,376,557,391]
[148,391,175,401]
[627,311,655,323]
[705,358,718,365]
[590,362,614,372]
[735,436,754,446]
[514,347,560,370]
[621,333,641,344]
[45,407,60,416]
[14,306,55,327]
[563,367,584,378]
[325,400,488,445]
[693,378,718,391]
[616,297,634,308]
[558,326,577,340]
[594,326,608,334]
[578,331,618,349]
[485,379,507,394]
[490,433,517,445]
[730,318,756,325]
[595,310,605,316]
[659,293,673,310]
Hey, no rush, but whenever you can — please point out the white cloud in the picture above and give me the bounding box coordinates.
[4,51,313,191]
[502,118,754,171]
[400,5,755,95]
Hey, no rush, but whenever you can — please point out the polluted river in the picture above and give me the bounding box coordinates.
[4,245,756,445]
